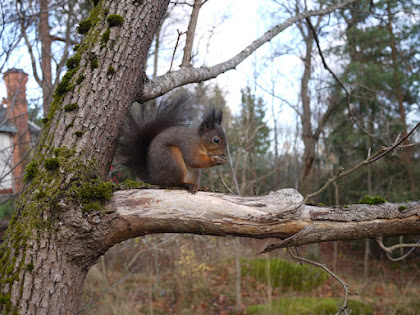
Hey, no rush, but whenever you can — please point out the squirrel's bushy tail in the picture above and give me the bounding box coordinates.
[118,95,193,181]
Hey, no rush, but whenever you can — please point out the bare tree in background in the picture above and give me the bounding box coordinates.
[0,1,418,314]
[1,0,91,113]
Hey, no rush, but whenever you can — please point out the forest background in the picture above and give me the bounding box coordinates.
[0,0,418,313]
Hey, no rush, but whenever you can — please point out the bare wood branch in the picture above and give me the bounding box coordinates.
[170,1,194,7]
[139,0,357,102]
[376,237,420,262]
[169,29,186,72]
[50,35,77,45]
[95,189,420,252]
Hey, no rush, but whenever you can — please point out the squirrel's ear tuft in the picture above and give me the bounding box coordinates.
[199,107,216,135]
[215,109,222,125]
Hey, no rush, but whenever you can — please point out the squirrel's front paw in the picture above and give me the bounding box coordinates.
[182,183,198,194]
[210,155,227,165]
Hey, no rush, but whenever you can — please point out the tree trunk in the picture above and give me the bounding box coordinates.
[300,22,315,197]
[0,1,169,313]
[3,230,90,314]
[298,21,322,259]
[364,119,373,280]
[39,0,53,113]
[0,1,394,313]
[386,0,416,200]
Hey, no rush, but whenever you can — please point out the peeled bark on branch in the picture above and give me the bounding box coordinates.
[99,189,420,250]
[0,0,403,313]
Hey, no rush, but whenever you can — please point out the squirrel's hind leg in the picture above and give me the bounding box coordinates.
[148,145,198,193]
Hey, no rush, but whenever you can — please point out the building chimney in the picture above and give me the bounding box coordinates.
[3,69,30,193]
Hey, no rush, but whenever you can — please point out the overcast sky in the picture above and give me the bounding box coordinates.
[0,0,306,135]
[151,0,304,117]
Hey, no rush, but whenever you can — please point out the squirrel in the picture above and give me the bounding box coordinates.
[118,96,228,193]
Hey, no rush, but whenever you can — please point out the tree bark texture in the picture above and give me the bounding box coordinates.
[101,189,419,247]
[2,1,396,314]
[0,1,169,314]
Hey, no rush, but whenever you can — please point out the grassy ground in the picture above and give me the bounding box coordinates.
[79,235,419,314]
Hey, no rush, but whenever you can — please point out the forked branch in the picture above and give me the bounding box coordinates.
[139,0,357,102]
[376,237,420,262]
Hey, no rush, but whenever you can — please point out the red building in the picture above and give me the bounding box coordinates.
[0,69,41,196]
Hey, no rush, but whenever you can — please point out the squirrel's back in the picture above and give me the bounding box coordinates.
[118,96,194,181]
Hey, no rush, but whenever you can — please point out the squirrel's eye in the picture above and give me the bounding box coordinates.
[213,137,220,143]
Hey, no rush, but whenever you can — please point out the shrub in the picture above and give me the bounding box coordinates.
[241,258,328,291]
[0,200,15,219]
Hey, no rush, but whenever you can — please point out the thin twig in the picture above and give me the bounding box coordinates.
[304,121,420,203]
[397,141,420,148]
[168,29,186,72]
[376,237,420,262]
[294,246,302,265]
[367,121,420,164]
[287,248,372,315]
[218,175,235,195]
[259,227,309,254]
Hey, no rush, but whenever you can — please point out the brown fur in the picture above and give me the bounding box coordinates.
[119,96,227,193]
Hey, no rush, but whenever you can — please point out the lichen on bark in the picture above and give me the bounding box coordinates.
[0,0,171,312]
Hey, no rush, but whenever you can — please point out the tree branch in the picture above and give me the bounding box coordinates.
[376,237,420,262]
[304,121,420,203]
[168,29,186,72]
[16,3,42,86]
[91,188,420,254]
[138,0,357,102]
[180,0,204,68]
[287,248,372,315]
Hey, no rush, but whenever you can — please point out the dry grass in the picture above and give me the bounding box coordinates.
[79,235,419,314]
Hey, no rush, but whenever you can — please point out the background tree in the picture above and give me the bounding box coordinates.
[0,0,418,314]
[2,0,92,113]
[324,0,419,203]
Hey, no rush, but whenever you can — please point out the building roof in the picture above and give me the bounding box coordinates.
[0,107,17,133]
[0,107,41,134]
[3,68,26,75]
